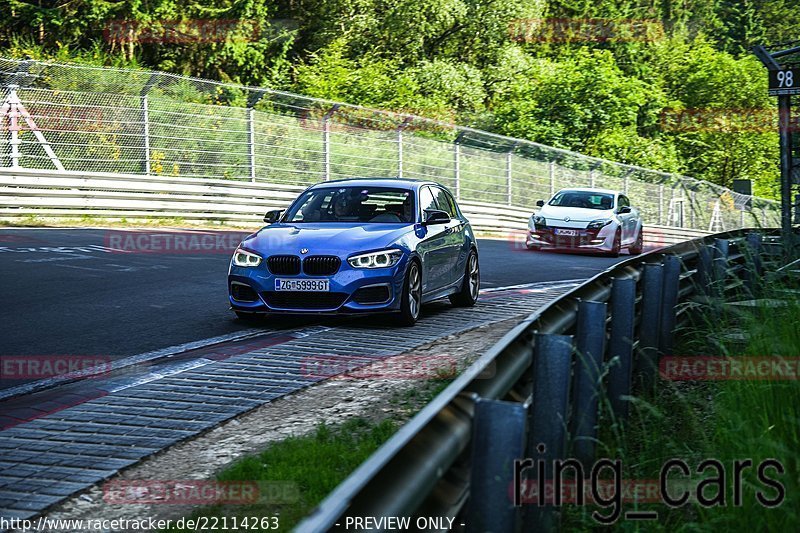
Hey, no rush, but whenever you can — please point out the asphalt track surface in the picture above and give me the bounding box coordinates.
[0,227,628,390]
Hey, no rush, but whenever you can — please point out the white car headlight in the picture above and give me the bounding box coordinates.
[232,248,262,267]
[348,249,403,269]
[587,219,612,230]
[532,215,546,226]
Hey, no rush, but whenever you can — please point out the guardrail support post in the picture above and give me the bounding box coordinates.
[524,333,572,530]
[637,264,663,390]
[744,232,763,295]
[711,238,730,298]
[607,277,636,421]
[659,255,681,357]
[468,398,527,533]
[696,244,712,296]
[572,301,606,467]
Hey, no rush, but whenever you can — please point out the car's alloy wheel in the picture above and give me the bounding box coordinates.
[609,229,621,257]
[449,250,480,307]
[398,261,422,326]
[630,227,644,255]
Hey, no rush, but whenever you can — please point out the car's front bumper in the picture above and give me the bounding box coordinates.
[526,225,615,252]
[228,256,409,315]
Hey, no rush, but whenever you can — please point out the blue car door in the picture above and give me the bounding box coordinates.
[431,186,467,287]
[416,186,450,294]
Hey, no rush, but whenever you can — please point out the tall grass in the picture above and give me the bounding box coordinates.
[565,283,800,531]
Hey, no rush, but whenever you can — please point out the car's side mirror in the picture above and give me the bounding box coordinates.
[264,209,283,223]
[618,206,632,214]
[422,209,451,226]
[536,200,545,207]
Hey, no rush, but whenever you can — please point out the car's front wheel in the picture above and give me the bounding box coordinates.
[449,250,480,307]
[629,227,644,254]
[608,228,622,257]
[397,260,422,326]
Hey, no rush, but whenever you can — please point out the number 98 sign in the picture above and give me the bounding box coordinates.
[769,67,800,96]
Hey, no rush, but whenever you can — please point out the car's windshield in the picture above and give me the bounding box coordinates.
[284,186,415,223]
[549,191,614,210]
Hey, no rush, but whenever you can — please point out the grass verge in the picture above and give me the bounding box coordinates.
[563,282,800,531]
[167,376,451,532]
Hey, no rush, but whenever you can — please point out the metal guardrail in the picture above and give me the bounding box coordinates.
[0,58,782,232]
[0,167,711,246]
[297,228,791,532]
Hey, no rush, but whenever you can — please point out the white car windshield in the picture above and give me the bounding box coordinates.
[284,186,416,223]
[549,191,614,210]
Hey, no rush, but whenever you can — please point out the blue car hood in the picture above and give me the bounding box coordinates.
[242,223,414,256]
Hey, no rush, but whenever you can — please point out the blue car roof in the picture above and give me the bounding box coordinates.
[307,178,431,190]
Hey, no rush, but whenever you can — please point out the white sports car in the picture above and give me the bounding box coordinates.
[526,188,644,256]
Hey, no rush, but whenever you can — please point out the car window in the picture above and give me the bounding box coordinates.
[284,186,415,223]
[419,186,438,218]
[432,187,457,217]
[549,191,615,210]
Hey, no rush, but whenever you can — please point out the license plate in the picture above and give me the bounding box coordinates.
[555,229,579,236]
[275,279,330,292]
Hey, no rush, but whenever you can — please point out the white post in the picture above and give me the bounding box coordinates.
[549,161,555,196]
[323,114,331,181]
[141,95,151,175]
[658,185,664,225]
[454,142,461,200]
[589,168,595,188]
[248,107,256,182]
[506,151,513,205]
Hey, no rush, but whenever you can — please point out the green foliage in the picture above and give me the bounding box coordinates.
[1,0,795,198]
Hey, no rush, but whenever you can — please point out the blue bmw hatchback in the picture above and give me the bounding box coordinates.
[228,178,480,325]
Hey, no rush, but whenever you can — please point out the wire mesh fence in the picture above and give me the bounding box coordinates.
[0,57,781,230]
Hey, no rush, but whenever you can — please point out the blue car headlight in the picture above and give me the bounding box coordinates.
[348,249,403,269]
[232,248,262,267]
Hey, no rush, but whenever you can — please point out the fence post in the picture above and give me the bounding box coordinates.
[397,117,412,179]
[468,398,527,533]
[607,277,636,421]
[659,255,681,357]
[572,301,606,467]
[589,168,595,188]
[506,151,513,205]
[141,95,151,175]
[454,141,461,200]
[549,161,555,197]
[322,105,339,181]
[690,191,697,228]
[248,107,256,182]
[658,185,664,225]
[524,333,573,529]
[637,264,664,390]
